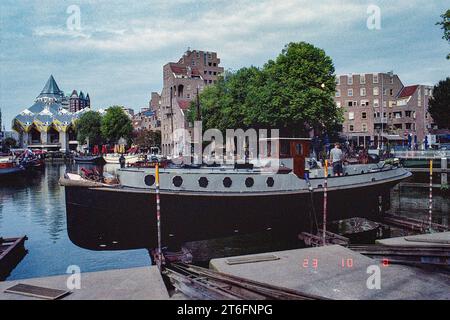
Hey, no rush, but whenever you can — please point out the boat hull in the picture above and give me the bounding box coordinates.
[64,181,397,251]
[74,156,105,164]
[0,167,25,176]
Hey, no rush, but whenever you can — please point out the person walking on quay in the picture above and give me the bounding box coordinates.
[329,142,344,177]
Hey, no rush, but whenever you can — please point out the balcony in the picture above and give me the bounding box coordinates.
[374,117,388,124]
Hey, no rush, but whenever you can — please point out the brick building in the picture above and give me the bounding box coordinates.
[69,90,90,113]
[157,49,224,156]
[334,72,435,148]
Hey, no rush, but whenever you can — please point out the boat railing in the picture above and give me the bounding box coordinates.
[393,150,450,159]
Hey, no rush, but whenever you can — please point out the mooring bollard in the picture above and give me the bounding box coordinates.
[323,160,328,246]
[428,159,433,232]
[155,162,163,269]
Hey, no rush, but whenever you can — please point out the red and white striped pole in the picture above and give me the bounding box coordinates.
[155,163,164,269]
[428,159,433,232]
[323,160,328,246]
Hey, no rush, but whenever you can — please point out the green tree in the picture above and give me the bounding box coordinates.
[101,106,133,144]
[133,129,161,150]
[76,111,102,145]
[436,9,450,59]
[3,137,17,149]
[428,77,450,129]
[188,42,342,137]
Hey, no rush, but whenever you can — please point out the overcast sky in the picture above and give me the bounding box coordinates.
[1,0,449,130]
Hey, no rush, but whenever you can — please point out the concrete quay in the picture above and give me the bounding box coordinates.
[0,267,169,300]
[210,245,450,300]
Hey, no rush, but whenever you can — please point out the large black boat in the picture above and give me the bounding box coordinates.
[60,138,411,251]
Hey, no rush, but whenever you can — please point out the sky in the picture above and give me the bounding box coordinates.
[1,0,449,130]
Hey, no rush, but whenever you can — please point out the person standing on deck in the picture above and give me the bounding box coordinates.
[329,142,344,176]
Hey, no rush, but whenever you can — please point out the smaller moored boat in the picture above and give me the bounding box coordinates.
[104,153,141,164]
[0,158,25,176]
[74,155,105,164]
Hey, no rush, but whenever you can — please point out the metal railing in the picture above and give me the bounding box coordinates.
[393,150,450,159]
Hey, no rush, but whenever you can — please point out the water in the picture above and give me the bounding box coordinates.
[1,163,448,280]
[0,163,150,281]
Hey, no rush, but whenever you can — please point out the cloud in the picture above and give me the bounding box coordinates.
[32,0,368,55]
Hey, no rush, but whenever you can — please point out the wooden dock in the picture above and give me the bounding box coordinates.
[0,236,28,281]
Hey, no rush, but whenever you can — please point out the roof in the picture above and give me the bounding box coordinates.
[13,76,89,130]
[36,75,64,100]
[169,64,201,77]
[177,99,191,110]
[398,85,419,98]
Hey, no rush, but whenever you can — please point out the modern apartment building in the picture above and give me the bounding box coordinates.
[158,49,224,156]
[334,72,434,147]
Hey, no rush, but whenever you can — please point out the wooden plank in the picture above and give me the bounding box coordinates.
[225,254,280,265]
[4,284,71,300]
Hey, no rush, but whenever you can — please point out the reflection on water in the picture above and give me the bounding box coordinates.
[0,163,150,281]
[1,163,449,280]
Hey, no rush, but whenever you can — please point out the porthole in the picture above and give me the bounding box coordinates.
[245,177,254,188]
[223,177,232,188]
[266,177,275,187]
[173,176,183,187]
[144,175,155,186]
[199,177,209,188]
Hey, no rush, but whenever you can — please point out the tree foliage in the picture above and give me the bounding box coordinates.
[101,106,133,144]
[76,110,102,145]
[428,77,450,129]
[133,129,161,149]
[188,42,342,137]
[3,137,17,149]
[436,9,450,59]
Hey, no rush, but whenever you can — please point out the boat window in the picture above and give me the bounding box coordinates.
[223,177,232,188]
[245,177,254,188]
[295,143,303,156]
[280,140,290,157]
[173,176,183,187]
[266,177,275,187]
[199,177,209,188]
[144,175,155,187]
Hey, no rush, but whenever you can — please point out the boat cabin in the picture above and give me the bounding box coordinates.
[262,138,311,178]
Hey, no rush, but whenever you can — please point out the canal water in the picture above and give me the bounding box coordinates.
[0,163,448,280]
[0,163,150,281]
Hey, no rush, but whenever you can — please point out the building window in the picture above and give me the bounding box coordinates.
[336,101,341,108]
[360,75,366,84]
[373,73,379,84]
[390,89,394,96]
[405,123,412,130]
[374,99,379,107]
[362,112,367,119]
[349,112,355,120]
[360,88,366,96]
[349,125,354,132]
[336,77,340,85]
[348,89,353,97]
[405,111,412,117]
[361,100,369,107]
[347,75,353,85]
[335,89,341,97]
[373,87,379,95]
[362,123,368,132]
